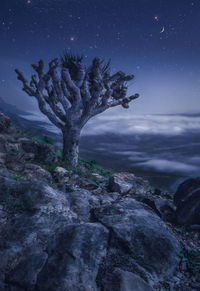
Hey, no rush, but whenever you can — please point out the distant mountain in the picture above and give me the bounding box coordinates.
[0,97,61,142]
[0,97,29,117]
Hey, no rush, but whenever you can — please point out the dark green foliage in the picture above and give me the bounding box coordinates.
[31,136,52,144]
[43,136,54,144]
[179,249,200,274]
[23,130,53,145]
[44,149,112,181]
[11,172,24,181]
[11,148,19,154]
[78,158,112,178]
[56,149,62,159]
[45,157,71,173]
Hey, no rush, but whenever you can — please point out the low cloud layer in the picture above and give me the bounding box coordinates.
[21,112,200,136]
[83,113,200,136]
[134,159,200,174]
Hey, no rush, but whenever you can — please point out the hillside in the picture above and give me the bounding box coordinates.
[0,112,200,291]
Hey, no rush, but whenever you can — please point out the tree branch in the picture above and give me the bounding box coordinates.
[62,68,82,107]
[15,69,36,96]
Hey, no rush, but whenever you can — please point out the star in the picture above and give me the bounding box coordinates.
[27,0,31,4]
[70,36,75,41]
[154,15,159,21]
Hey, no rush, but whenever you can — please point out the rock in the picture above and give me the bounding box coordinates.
[4,141,20,153]
[53,166,69,184]
[0,153,6,166]
[65,189,93,221]
[0,135,7,152]
[93,191,121,207]
[0,177,78,289]
[103,268,154,291]
[108,172,150,195]
[5,252,48,290]
[5,160,25,172]
[137,195,176,223]
[0,113,10,133]
[190,282,200,290]
[90,172,105,182]
[94,199,180,284]
[21,139,55,162]
[78,177,99,190]
[23,163,52,183]
[36,223,109,291]
[108,173,133,194]
[22,152,35,162]
[174,178,200,225]
[0,205,7,224]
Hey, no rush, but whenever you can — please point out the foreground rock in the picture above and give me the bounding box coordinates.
[0,177,77,290]
[108,172,150,194]
[174,177,200,225]
[37,223,108,291]
[0,171,181,290]
[94,199,180,287]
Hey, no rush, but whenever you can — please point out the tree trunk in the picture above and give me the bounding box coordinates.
[62,127,81,167]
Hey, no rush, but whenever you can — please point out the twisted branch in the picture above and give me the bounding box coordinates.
[16,56,139,129]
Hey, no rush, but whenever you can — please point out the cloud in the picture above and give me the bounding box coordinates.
[82,113,200,136]
[135,159,200,174]
[20,111,200,137]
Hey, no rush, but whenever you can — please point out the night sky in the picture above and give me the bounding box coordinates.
[0,0,200,115]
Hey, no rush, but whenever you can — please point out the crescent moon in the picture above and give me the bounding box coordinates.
[160,26,165,33]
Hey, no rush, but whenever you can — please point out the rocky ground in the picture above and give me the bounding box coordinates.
[0,111,200,291]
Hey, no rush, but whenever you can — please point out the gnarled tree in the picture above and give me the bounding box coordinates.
[15,54,139,167]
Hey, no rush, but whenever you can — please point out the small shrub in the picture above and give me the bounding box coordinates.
[11,172,24,181]
[11,148,19,154]
[77,158,112,178]
[56,149,63,158]
[31,136,47,144]
[23,130,53,145]
[43,136,53,144]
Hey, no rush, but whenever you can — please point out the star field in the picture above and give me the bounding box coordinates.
[0,0,200,114]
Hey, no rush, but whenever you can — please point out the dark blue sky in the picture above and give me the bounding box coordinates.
[0,0,200,114]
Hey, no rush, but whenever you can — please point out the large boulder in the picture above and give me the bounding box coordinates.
[108,172,150,195]
[36,223,109,291]
[94,199,180,286]
[0,112,10,133]
[174,178,200,225]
